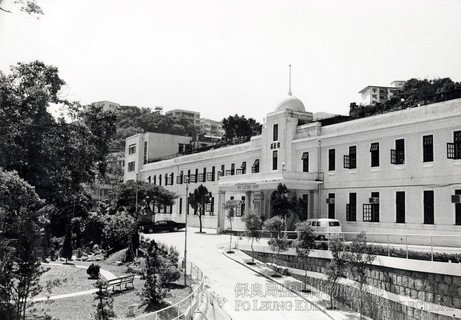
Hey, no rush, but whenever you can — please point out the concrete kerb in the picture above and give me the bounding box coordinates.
[221,249,369,320]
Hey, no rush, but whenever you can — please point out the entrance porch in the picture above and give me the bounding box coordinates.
[216,171,322,232]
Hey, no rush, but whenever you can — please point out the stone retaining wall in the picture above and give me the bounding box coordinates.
[244,250,461,320]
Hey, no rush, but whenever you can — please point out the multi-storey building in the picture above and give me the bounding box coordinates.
[165,108,225,137]
[124,94,461,238]
[359,81,405,105]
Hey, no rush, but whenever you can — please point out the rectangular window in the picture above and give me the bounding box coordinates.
[447,131,461,159]
[349,146,356,169]
[202,168,207,182]
[128,144,136,154]
[302,152,309,172]
[195,169,199,182]
[179,198,182,214]
[344,146,356,169]
[396,191,405,223]
[424,190,434,224]
[370,143,379,167]
[164,174,168,186]
[231,163,235,175]
[153,175,156,185]
[273,124,278,141]
[391,139,405,164]
[272,151,278,170]
[347,193,356,221]
[251,159,260,173]
[127,161,135,172]
[143,141,148,164]
[329,149,335,171]
[423,135,433,162]
[328,193,335,219]
[159,174,162,186]
[364,192,379,222]
[455,190,461,226]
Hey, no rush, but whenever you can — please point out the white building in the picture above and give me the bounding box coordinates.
[359,81,405,105]
[124,94,461,238]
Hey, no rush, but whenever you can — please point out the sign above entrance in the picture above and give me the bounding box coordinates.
[270,142,281,150]
[236,183,260,191]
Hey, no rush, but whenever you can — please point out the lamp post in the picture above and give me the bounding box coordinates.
[184,176,189,287]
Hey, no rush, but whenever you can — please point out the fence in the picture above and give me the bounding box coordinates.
[234,230,461,262]
[135,260,205,320]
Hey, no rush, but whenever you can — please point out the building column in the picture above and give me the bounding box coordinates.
[245,191,251,214]
[217,190,226,233]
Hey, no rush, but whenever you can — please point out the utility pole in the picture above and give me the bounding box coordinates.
[184,176,189,287]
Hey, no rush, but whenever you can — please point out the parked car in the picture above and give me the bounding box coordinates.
[140,220,186,233]
[306,218,342,240]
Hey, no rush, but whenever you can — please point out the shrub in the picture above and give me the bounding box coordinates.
[87,263,101,279]
[102,213,136,254]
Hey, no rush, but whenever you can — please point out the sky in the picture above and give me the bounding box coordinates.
[1,0,461,122]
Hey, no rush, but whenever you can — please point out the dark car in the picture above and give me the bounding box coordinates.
[140,220,186,233]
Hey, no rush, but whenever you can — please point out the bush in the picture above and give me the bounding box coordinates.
[157,243,180,286]
[87,263,101,279]
[142,240,181,307]
[102,213,136,254]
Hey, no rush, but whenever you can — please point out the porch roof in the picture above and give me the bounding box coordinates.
[218,171,322,192]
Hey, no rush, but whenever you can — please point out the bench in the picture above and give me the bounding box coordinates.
[102,275,135,292]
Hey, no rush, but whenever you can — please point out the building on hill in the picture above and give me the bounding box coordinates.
[123,93,461,243]
[91,100,121,111]
[165,108,225,137]
[359,81,405,105]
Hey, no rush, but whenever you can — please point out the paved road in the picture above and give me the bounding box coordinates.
[142,228,332,320]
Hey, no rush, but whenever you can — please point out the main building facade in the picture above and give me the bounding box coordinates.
[124,95,461,238]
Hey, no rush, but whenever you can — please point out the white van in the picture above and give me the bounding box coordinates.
[306,218,342,240]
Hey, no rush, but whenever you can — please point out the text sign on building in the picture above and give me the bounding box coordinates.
[270,142,281,149]
[236,184,260,191]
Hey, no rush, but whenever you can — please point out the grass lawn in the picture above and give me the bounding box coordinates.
[30,255,198,320]
[36,264,96,297]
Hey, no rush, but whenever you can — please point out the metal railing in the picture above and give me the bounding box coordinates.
[135,260,205,320]
[234,230,461,262]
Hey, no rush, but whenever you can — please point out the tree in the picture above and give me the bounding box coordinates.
[294,221,315,292]
[263,216,290,275]
[188,184,212,233]
[115,181,176,217]
[142,240,172,308]
[61,225,73,264]
[221,114,262,144]
[224,199,242,253]
[101,213,136,254]
[325,238,347,310]
[350,77,461,118]
[0,0,43,16]
[93,280,115,320]
[271,183,299,230]
[0,169,46,320]
[344,233,376,318]
[0,61,117,236]
[243,211,262,265]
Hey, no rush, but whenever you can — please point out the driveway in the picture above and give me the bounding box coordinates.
[142,228,332,320]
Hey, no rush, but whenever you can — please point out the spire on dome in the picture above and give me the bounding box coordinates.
[288,64,292,96]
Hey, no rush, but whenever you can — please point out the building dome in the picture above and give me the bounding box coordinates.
[275,94,306,112]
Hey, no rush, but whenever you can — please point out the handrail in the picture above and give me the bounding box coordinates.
[234,229,461,262]
[134,260,205,320]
